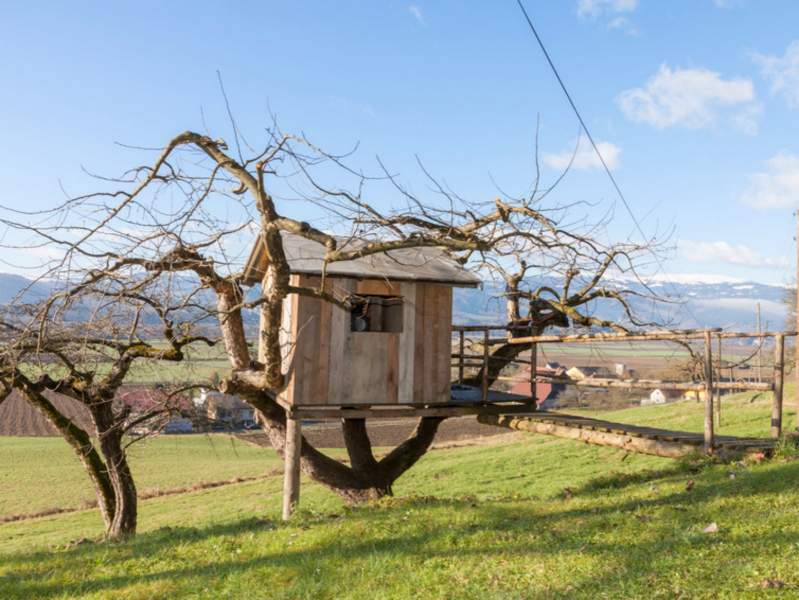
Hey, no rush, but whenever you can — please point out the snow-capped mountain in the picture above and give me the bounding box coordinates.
[0,272,789,333]
[453,277,790,331]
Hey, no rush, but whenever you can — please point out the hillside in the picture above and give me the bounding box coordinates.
[454,277,788,331]
[1,272,789,333]
[1,393,798,598]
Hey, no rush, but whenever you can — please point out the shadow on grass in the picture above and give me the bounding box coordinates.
[3,460,799,598]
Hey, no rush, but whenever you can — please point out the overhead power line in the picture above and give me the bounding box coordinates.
[515,0,648,245]
[515,0,701,327]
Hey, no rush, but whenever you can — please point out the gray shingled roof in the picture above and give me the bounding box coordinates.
[243,232,480,287]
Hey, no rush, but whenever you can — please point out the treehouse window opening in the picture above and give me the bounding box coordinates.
[351,295,403,333]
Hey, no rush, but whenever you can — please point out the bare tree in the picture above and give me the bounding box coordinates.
[0,296,211,540]
[0,122,662,506]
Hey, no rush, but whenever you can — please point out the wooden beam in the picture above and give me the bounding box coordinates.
[772,333,785,439]
[503,328,722,345]
[454,324,798,341]
[478,414,702,459]
[452,324,531,332]
[704,330,715,453]
[532,375,772,392]
[289,403,536,420]
[458,330,465,384]
[530,342,538,408]
[481,330,489,403]
[716,335,722,426]
[451,353,533,365]
[282,417,302,521]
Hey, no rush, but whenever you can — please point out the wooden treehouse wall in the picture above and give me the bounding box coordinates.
[276,274,453,406]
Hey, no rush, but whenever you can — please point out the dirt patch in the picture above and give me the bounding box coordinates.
[236,415,509,449]
[0,391,92,436]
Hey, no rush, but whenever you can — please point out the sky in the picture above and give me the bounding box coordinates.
[1,1,798,284]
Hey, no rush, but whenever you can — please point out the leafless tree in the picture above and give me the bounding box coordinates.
[0,120,663,510]
[0,298,211,540]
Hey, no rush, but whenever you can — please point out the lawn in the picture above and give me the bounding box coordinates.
[0,435,279,517]
[1,392,798,598]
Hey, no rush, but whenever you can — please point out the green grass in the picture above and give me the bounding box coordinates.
[1,393,799,598]
[0,435,279,517]
[20,342,237,384]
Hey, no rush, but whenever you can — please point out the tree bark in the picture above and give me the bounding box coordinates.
[90,401,137,540]
[238,389,444,503]
[21,387,117,530]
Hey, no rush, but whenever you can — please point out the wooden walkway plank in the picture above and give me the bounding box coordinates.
[479,411,776,458]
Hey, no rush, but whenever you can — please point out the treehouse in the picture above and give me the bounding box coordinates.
[242,232,481,411]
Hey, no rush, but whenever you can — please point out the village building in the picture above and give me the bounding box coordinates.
[565,365,613,381]
[509,365,567,409]
[199,389,257,430]
[641,388,681,406]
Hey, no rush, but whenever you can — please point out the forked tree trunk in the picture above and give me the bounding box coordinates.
[21,388,117,529]
[98,432,138,540]
[239,391,443,503]
[90,402,138,540]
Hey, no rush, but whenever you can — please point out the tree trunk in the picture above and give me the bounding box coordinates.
[91,403,137,540]
[240,390,444,503]
[21,388,117,530]
[100,433,137,540]
[465,341,529,389]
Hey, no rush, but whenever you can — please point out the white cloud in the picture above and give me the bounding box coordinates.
[607,16,639,36]
[755,40,799,109]
[617,64,759,133]
[542,135,621,171]
[742,152,799,209]
[408,4,426,26]
[577,0,637,18]
[678,239,788,269]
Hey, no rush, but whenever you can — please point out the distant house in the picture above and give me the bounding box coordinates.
[118,386,194,435]
[509,366,567,409]
[566,366,612,381]
[684,390,703,402]
[614,363,636,380]
[200,389,256,430]
[642,388,681,406]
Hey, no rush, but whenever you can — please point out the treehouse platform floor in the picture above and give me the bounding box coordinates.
[478,412,778,459]
[285,389,533,420]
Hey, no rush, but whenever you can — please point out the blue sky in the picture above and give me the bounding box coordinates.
[1,1,798,284]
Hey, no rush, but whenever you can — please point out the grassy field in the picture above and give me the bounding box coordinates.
[1,392,798,598]
[0,435,279,517]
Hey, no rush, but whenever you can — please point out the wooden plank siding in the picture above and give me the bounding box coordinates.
[275,276,453,406]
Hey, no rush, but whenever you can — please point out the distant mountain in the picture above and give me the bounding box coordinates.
[453,278,789,332]
[0,273,54,304]
[0,272,789,333]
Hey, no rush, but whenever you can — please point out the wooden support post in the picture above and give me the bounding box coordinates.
[481,330,490,402]
[529,342,538,409]
[704,330,715,453]
[756,302,763,383]
[458,330,465,384]
[282,417,302,520]
[716,335,722,426]
[772,333,785,439]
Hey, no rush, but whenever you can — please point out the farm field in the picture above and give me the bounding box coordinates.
[1,391,798,598]
[0,435,280,518]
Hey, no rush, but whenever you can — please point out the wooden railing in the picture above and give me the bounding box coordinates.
[452,324,797,451]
